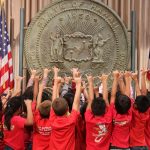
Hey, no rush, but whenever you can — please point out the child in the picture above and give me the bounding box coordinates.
[130,72,150,150]
[32,68,52,150]
[3,96,33,150]
[110,71,132,150]
[49,67,82,150]
[85,73,113,150]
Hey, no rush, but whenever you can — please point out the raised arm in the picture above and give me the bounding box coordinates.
[71,68,79,79]
[141,69,147,95]
[24,100,33,125]
[72,76,82,111]
[124,71,131,97]
[33,76,40,101]
[86,75,94,109]
[94,86,99,98]
[57,79,63,98]
[132,73,141,96]
[118,72,125,95]
[110,70,119,104]
[61,76,72,97]
[12,76,23,97]
[27,69,36,88]
[36,84,44,110]
[52,67,60,101]
[82,81,89,101]
[100,74,109,106]
[43,68,50,86]
[52,77,62,102]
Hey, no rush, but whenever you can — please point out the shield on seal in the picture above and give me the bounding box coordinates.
[63,32,93,61]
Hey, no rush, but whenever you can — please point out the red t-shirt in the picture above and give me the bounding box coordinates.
[130,107,150,147]
[75,114,86,150]
[3,115,26,150]
[33,109,51,150]
[49,108,79,150]
[85,104,113,150]
[111,103,132,148]
[145,111,150,149]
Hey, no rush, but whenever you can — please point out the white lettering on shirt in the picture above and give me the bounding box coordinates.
[113,120,129,126]
[36,126,52,136]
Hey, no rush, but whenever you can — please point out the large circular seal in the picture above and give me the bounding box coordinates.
[24,0,129,85]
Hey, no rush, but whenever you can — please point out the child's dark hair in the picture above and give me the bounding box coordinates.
[4,96,22,130]
[147,91,150,100]
[80,102,88,119]
[115,94,131,114]
[91,97,106,116]
[52,98,68,116]
[63,92,74,112]
[42,90,51,102]
[22,86,33,100]
[0,96,3,112]
[135,95,150,113]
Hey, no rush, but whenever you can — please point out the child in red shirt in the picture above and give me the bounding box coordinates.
[145,110,150,150]
[32,68,52,150]
[130,72,150,150]
[110,71,132,150]
[49,67,82,150]
[62,73,87,150]
[141,69,150,150]
[85,73,113,150]
[3,96,33,150]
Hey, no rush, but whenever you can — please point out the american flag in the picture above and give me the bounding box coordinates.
[0,9,14,94]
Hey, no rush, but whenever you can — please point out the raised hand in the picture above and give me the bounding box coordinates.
[118,71,124,80]
[113,70,120,79]
[34,75,41,81]
[86,74,93,84]
[124,71,131,78]
[53,66,60,73]
[64,76,72,84]
[43,68,51,78]
[30,69,37,78]
[15,76,24,81]
[71,68,78,74]
[141,69,147,76]
[52,66,60,78]
[82,81,87,89]
[131,72,138,81]
[24,99,32,104]
[99,73,109,82]
[71,68,79,78]
[54,76,62,84]
[74,76,82,85]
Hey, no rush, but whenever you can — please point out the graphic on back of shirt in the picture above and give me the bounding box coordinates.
[93,123,108,143]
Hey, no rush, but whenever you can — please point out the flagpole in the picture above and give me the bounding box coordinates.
[0,0,14,94]
[19,7,25,76]
[131,10,136,98]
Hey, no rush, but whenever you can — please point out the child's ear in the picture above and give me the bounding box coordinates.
[66,108,70,116]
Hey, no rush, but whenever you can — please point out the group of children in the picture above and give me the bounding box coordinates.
[0,67,149,150]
